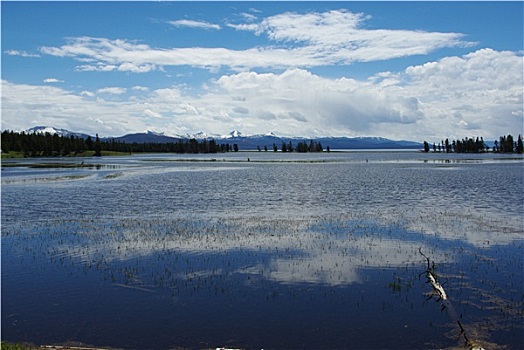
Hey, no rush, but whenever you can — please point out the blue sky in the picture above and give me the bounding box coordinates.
[2,1,523,141]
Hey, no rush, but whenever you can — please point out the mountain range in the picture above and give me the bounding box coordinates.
[25,126,422,150]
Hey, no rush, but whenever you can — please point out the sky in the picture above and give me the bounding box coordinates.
[2,1,523,142]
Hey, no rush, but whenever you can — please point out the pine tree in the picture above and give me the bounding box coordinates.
[94,134,102,156]
[506,134,514,153]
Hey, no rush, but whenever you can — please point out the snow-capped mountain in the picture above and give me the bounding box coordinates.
[224,130,243,138]
[145,130,167,137]
[215,133,421,150]
[25,126,92,139]
[21,126,422,150]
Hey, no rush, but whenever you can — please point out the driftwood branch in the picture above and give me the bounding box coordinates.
[419,247,447,302]
[419,248,485,350]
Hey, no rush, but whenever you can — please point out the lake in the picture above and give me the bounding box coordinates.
[2,151,523,349]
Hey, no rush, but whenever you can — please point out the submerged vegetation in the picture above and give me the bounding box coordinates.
[2,152,522,349]
[416,248,516,350]
[3,211,522,348]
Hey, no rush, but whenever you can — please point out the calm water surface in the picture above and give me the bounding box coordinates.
[2,151,523,349]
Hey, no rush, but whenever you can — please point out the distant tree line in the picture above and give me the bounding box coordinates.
[1,130,238,157]
[423,134,523,154]
[103,138,238,154]
[1,130,96,157]
[256,140,328,153]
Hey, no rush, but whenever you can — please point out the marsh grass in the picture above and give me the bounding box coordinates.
[29,163,97,169]
[1,174,91,184]
[2,154,522,349]
[140,158,333,164]
[0,342,35,350]
[3,211,522,349]
[104,172,124,179]
[1,151,25,159]
[1,162,99,169]
[1,150,129,159]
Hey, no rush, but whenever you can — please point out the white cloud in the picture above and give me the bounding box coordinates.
[132,86,149,91]
[229,9,474,64]
[400,48,524,139]
[240,12,257,22]
[39,10,473,72]
[43,78,64,83]
[168,19,221,30]
[4,49,40,58]
[117,62,156,73]
[151,87,183,101]
[210,68,422,136]
[77,64,118,72]
[97,87,127,95]
[1,80,148,136]
[2,49,522,141]
[80,90,95,97]
[144,109,162,119]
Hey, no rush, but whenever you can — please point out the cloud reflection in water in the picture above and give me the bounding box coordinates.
[44,215,456,287]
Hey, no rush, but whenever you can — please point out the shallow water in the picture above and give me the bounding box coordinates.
[2,151,523,349]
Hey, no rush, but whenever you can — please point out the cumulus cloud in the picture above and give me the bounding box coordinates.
[39,10,473,72]
[80,90,95,97]
[168,19,221,30]
[2,49,522,141]
[211,68,421,136]
[400,48,524,139]
[1,80,149,136]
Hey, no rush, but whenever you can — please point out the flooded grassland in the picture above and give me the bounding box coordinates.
[2,152,523,349]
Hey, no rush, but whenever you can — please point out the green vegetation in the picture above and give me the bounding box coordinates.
[1,342,35,350]
[1,151,25,159]
[1,130,239,158]
[387,277,402,292]
[423,134,523,153]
